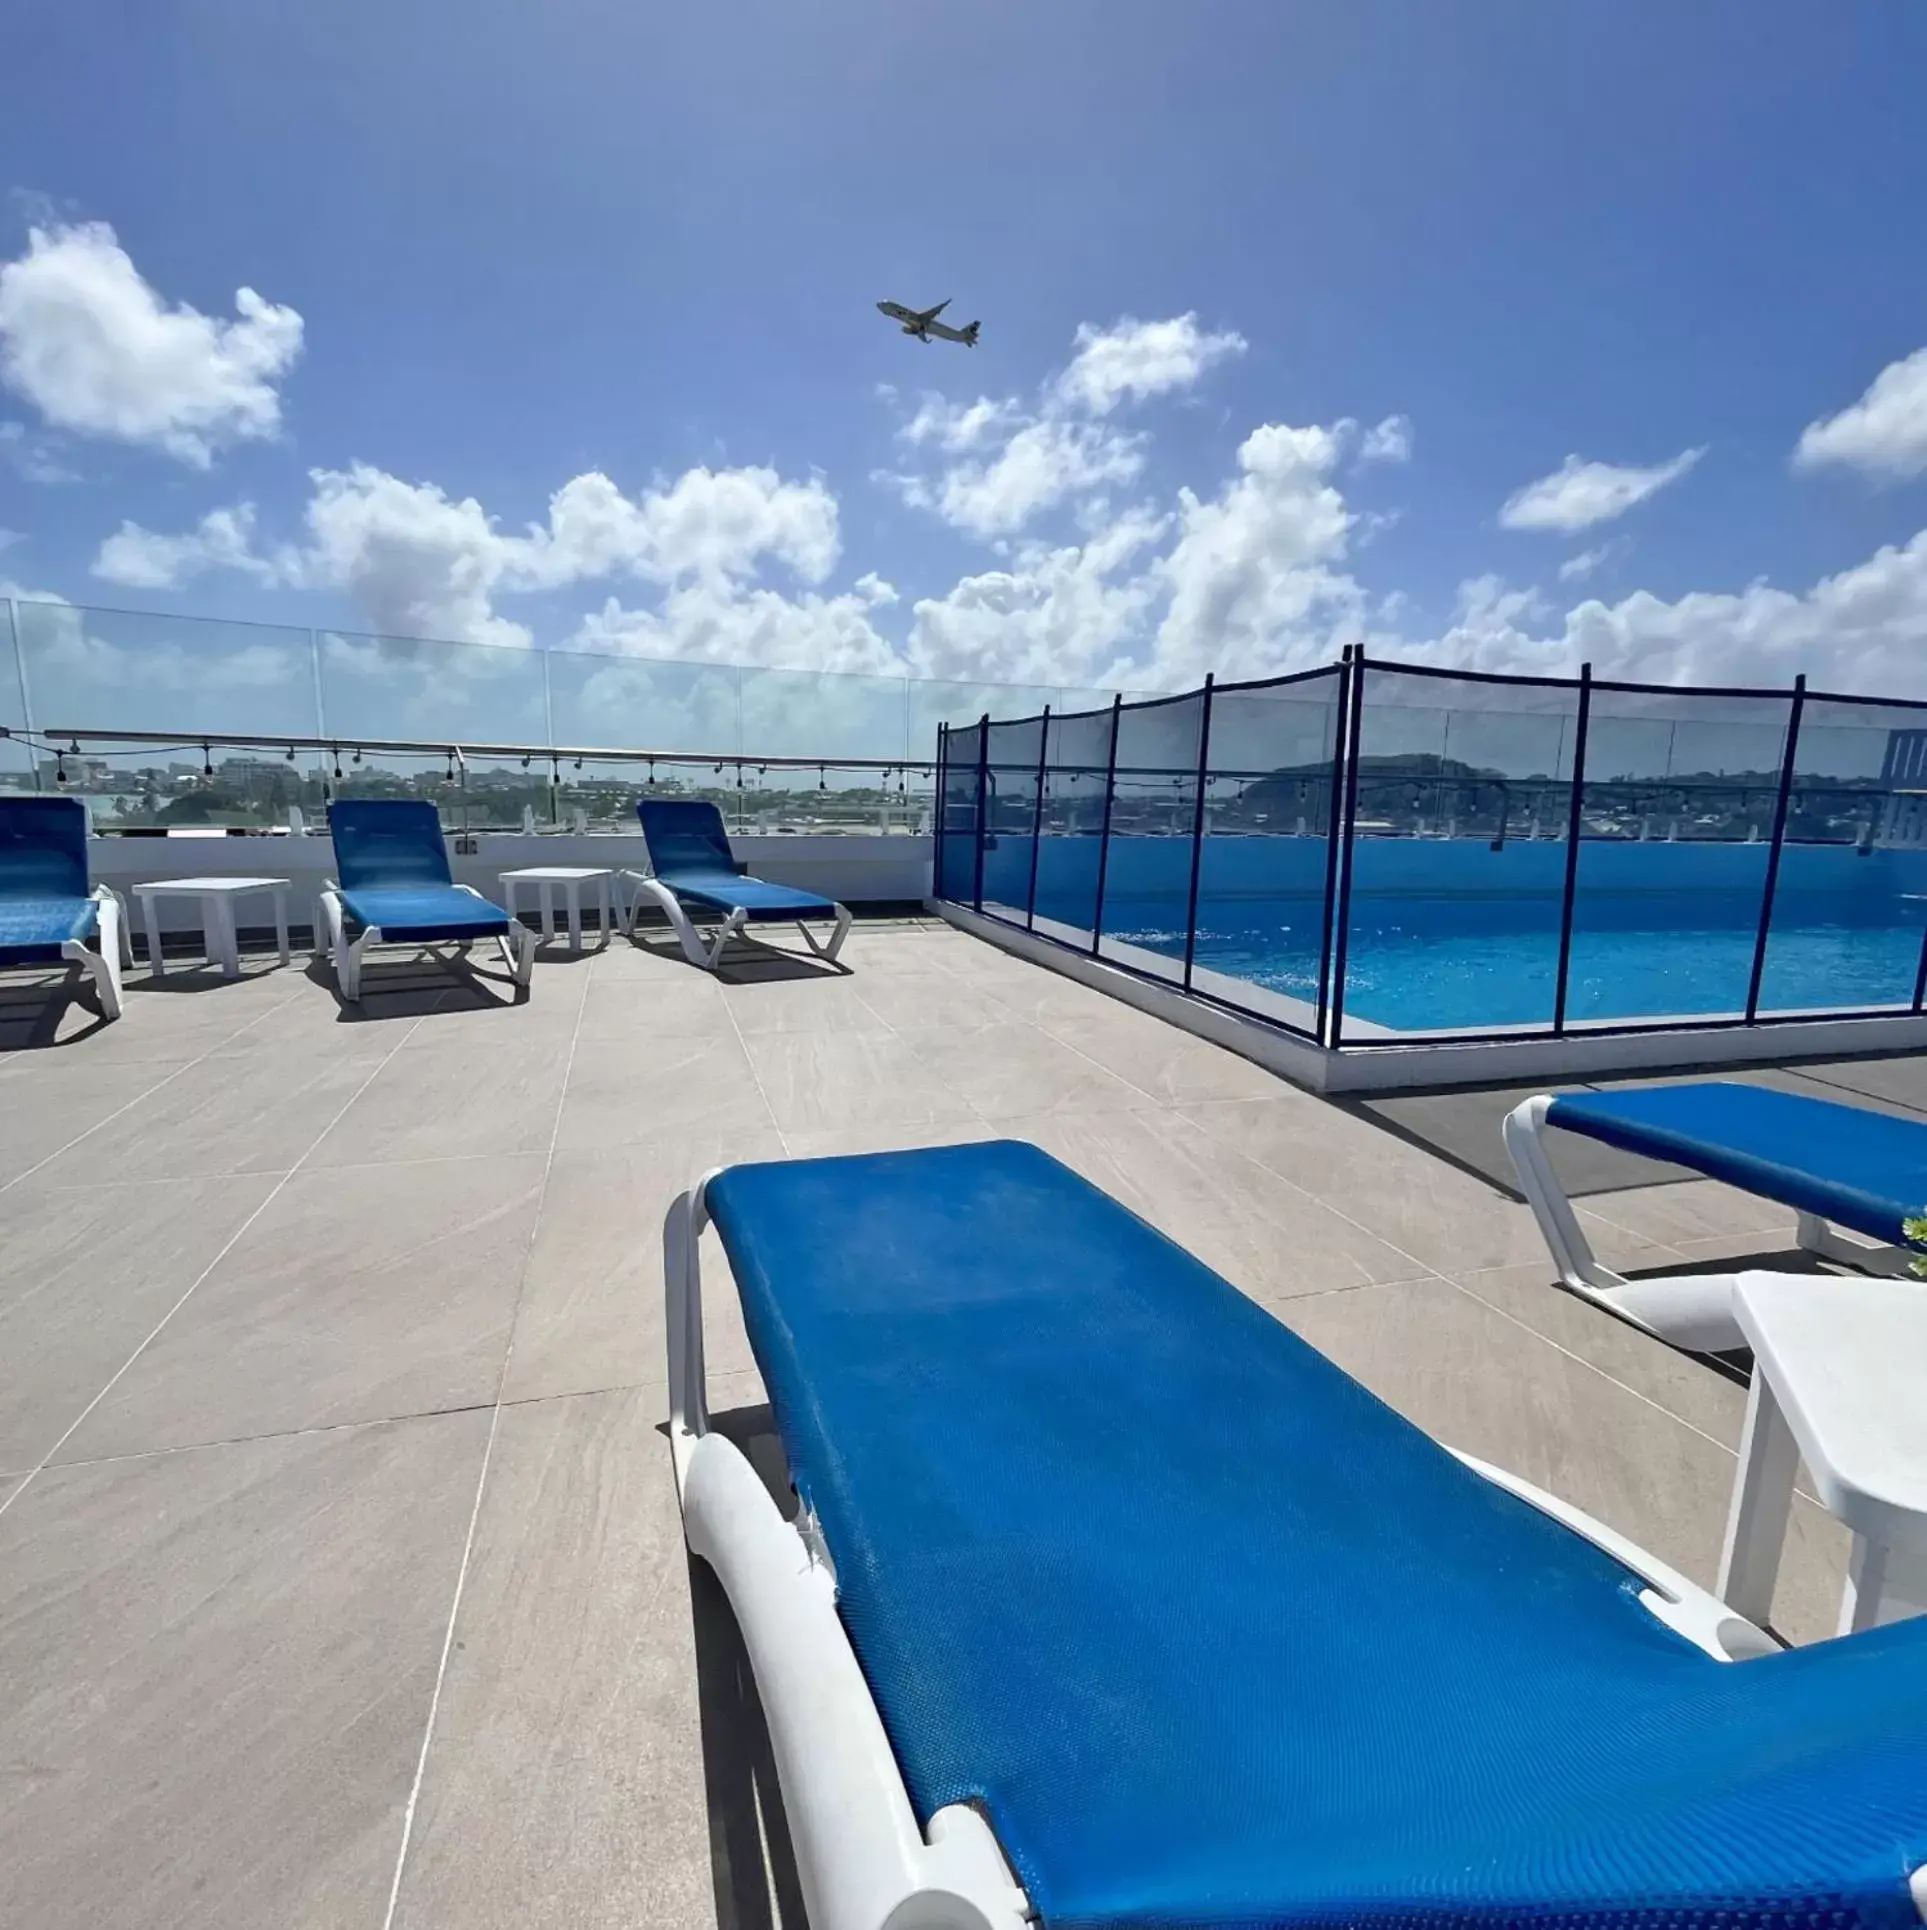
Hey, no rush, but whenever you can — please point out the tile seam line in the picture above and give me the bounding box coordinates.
[0,986,299,1200]
[1152,1108,1741,1457]
[379,966,589,1930]
[0,1008,436,1524]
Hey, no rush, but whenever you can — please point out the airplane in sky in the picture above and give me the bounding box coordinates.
[877,298,980,346]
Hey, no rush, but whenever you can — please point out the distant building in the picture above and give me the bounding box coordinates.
[1880,729,1927,785]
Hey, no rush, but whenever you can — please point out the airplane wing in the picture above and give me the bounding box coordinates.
[913,299,951,325]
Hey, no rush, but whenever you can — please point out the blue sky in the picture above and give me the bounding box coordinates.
[3,1,1927,706]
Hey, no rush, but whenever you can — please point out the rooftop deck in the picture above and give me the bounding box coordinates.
[0,917,1892,1928]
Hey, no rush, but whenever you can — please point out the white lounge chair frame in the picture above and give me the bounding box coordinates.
[1503,1095,1915,1353]
[314,880,535,1002]
[663,1172,1778,1930]
[622,869,851,973]
[41,884,129,1021]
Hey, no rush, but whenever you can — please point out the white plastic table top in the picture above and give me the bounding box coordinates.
[1734,1271,1927,1544]
[131,875,293,894]
[496,866,616,883]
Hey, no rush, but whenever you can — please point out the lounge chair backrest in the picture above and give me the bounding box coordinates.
[636,799,736,879]
[327,799,454,892]
[0,795,90,903]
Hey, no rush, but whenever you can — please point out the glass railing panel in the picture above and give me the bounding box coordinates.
[979,716,1046,924]
[1338,669,1578,1040]
[1031,706,1114,947]
[1757,696,1927,1014]
[935,723,984,904]
[1567,686,1791,1024]
[546,646,742,756]
[738,667,909,763]
[18,601,319,740]
[1096,692,1204,984]
[317,631,547,750]
[1190,673,1342,1033]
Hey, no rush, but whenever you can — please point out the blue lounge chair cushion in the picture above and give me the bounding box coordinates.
[706,1140,1927,1930]
[1547,1081,1927,1247]
[637,798,839,920]
[0,895,99,964]
[657,869,839,921]
[337,886,510,944]
[328,799,456,892]
[0,796,91,905]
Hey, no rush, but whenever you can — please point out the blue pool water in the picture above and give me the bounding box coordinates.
[975,832,1927,1038]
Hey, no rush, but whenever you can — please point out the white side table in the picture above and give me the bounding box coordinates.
[134,877,292,981]
[500,867,617,953]
[1718,1271,1927,1635]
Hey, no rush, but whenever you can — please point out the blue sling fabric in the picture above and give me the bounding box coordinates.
[328,800,511,941]
[335,886,510,942]
[0,799,99,963]
[637,799,837,919]
[637,799,739,879]
[1548,1082,1927,1246]
[705,1140,1927,1930]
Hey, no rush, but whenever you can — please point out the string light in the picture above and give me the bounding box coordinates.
[285,744,297,763]
[647,758,657,786]
[818,763,827,793]
[202,743,214,778]
[352,747,363,765]
[332,746,344,781]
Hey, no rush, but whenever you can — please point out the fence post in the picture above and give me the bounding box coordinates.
[4,598,41,792]
[1323,650,1368,1048]
[933,724,949,900]
[1551,663,1593,1035]
[972,713,990,912]
[541,642,555,752]
[309,628,327,739]
[1181,676,1215,991]
[1314,650,1355,1043]
[1025,707,1051,929]
[1746,675,1806,1024]
[1090,694,1124,954]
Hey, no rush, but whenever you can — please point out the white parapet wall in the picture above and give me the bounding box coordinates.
[91,830,933,941]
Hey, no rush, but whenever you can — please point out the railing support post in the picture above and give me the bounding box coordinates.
[1314,650,1355,1044]
[1089,694,1123,954]
[971,713,990,913]
[1323,650,1368,1047]
[1025,707,1051,930]
[1181,677,1215,990]
[1746,675,1805,1024]
[933,724,949,901]
[1551,663,1593,1035]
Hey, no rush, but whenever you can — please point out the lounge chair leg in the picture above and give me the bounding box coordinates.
[66,894,124,1021]
[800,902,853,964]
[704,908,746,971]
[630,873,716,969]
[345,924,379,1004]
[1794,1210,1914,1277]
[512,922,537,988]
[1503,1098,1619,1296]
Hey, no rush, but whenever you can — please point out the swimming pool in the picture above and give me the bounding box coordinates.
[984,832,1927,1039]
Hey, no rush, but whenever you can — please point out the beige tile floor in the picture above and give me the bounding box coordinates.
[0,917,1870,1928]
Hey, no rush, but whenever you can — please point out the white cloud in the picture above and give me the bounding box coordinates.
[0,418,80,484]
[886,314,1247,542]
[93,505,279,589]
[0,527,22,552]
[891,417,1144,539]
[1794,345,1927,480]
[898,394,1023,452]
[1154,422,1363,683]
[1051,313,1246,417]
[1557,544,1613,582]
[574,572,900,676]
[907,509,1169,689]
[92,459,854,652]
[1499,447,1704,533]
[0,223,302,466]
[1359,414,1413,464]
